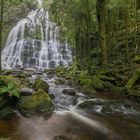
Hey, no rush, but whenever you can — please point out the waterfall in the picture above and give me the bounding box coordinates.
[2,1,72,70]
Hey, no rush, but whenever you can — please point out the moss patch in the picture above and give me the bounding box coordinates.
[33,78,49,92]
[18,89,53,112]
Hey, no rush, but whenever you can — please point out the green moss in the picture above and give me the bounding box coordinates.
[33,78,49,92]
[18,89,53,111]
[55,79,65,85]
[0,76,21,88]
[133,55,140,63]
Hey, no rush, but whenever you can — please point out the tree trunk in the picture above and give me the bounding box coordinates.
[97,0,108,65]
[0,0,4,71]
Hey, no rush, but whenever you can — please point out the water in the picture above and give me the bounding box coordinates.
[2,2,72,69]
[1,73,140,140]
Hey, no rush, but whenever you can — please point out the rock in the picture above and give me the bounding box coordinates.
[18,89,54,115]
[1,70,13,75]
[0,107,14,119]
[55,78,65,85]
[23,68,36,76]
[24,68,36,72]
[62,88,76,96]
[33,78,49,92]
[20,88,35,96]
[0,75,21,87]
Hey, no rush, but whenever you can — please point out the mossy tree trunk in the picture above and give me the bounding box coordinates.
[0,0,4,72]
[97,0,108,65]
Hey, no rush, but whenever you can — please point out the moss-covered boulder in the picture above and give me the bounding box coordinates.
[33,78,49,92]
[18,89,54,115]
[0,76,21,88]
[55,78,65,85]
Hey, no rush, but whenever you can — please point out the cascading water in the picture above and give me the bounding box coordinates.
[2,0,72,69]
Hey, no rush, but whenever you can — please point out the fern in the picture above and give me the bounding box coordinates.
[0,82,20,98]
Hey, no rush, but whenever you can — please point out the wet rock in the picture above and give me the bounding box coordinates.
[17,89,54,116]
[1,70,13,75]
[49,61,56,68]
[23,68,36,76]
[33,78,49,92]
[77,100,102,109]
[62,88,76,96]
[20,88,35,96]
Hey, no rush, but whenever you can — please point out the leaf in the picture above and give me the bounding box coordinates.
[7,83,14,90]
[1,87,8,93]
[12,92,20,98]
[11,88,20,98]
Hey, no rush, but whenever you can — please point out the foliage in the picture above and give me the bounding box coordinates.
[0,82,20,98]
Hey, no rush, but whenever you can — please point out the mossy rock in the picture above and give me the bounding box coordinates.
[55,79,65,85]
[18,89,54,113]
[33,78,49,92]
[0,76,21,88]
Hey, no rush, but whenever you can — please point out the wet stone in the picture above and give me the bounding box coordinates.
[62,88,76,96]
[20,88,35,96]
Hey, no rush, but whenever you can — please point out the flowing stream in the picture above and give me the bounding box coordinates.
[0,73,140,140]
[1,0,140,140]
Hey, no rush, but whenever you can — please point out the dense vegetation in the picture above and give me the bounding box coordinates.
[0,0,140,121]
[0,1,140,140]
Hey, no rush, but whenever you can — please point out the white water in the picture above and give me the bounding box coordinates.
[2,1,72,70]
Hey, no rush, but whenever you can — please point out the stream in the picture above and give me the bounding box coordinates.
[0,73,140,140]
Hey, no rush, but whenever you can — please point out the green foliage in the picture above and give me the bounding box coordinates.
[133,55,140,63]
[0,83,20,98]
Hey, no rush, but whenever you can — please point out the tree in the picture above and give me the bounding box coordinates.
[96,0,108,65]
[0,0,4,71]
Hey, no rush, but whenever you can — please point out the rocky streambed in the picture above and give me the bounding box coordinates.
[0,69,140,140]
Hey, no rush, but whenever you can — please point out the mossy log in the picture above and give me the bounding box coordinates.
[125,67,140,91]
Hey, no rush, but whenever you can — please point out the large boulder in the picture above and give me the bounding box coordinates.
[33,78,49,92]
[18,89,54,116]
[0,75,21,88]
